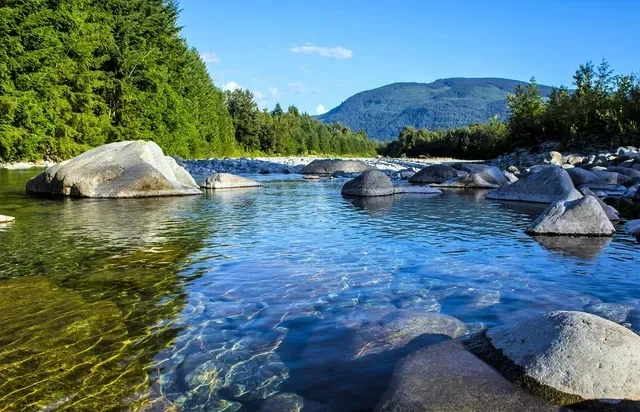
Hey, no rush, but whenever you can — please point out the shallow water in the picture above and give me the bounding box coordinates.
[0,169,639,411]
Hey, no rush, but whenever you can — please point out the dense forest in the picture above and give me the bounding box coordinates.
[225,90,378,156]
[383,61,640,159]
[0,0,378,162]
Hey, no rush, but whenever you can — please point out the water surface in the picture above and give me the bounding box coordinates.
[1,169,639,411]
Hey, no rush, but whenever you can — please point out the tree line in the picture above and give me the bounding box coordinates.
[382,60,640,159]
[0,0,378,162]
[225,90,378,157]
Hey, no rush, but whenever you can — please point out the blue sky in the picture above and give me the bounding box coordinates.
[178,0,640,115]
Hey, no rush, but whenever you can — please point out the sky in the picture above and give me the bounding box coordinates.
[178,0,640,115]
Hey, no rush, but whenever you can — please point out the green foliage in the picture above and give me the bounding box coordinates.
[384,60,640,159]
[0,0,236,162]
[317,78,555,141]
[506,78,546,145]
[507,60,640,148]
[382,115,509,159]
[224,91,379,157]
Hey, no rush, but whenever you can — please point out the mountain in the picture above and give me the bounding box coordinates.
[316,78,555,141]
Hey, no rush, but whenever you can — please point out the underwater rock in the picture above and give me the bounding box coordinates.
[376,340,560,412]
[392,184,442,195]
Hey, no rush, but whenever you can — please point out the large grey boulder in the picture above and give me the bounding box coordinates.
[342,169,393,197]
[199,173,261,189]
[486,167,575,203]
[26,141,201,198]
[475,166,508,186]
[566,167,602,187]
[470,311,640,405]
[301,159,371,175]
[409,164,459,184]
[376,340,560,412]
[578,187,620,221]
[526,189,615,236]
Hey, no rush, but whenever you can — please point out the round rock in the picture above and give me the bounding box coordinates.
[26,141,201,198]
[341,169,393,197]
[486,166,575,204]
[475,311,640,404]
[409,164,459,184]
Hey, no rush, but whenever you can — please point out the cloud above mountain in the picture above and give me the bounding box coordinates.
[291,44,353,60]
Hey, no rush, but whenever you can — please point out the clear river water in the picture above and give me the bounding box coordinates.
[1,169,639,411]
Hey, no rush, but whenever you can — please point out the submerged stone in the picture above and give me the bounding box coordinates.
[259,393,330,412]
[26,141,201,198]
[376,340,560,412]
[392,185,442,195]
[302,308,468,365]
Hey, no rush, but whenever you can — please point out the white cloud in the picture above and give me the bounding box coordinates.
[269,87,281,98]
[299,65,312,74]
[291,44,353,60]
[253,90,266,100]
[200,52,220,64]
[288,82,307,94]
[222,81,242,91]
[316,104,328,115]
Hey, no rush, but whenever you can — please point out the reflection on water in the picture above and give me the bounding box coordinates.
[532,235,612,260]
[345,195,393,212]
[1,170,640,411]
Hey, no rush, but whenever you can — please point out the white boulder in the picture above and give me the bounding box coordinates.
[26,141,201,198]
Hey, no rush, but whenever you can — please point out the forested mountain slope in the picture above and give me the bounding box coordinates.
[317,78,554,140]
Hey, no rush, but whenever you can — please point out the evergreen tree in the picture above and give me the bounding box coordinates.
[0,0,236,161]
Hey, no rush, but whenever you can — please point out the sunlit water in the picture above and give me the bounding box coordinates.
[1,169,639,411]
